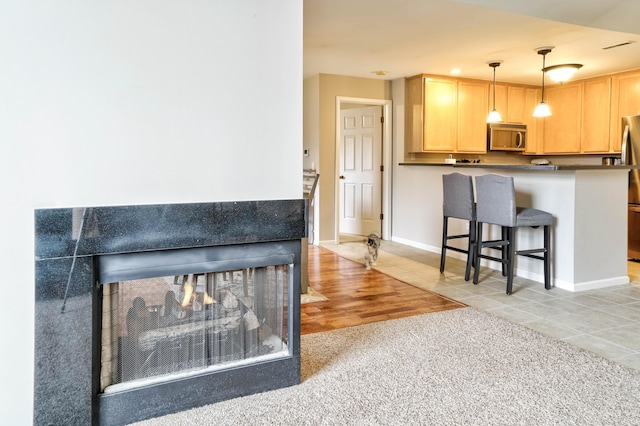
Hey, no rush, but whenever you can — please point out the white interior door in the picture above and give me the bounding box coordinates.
[339,106,382,236]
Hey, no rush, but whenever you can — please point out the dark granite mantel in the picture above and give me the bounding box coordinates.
[34,199,306,425]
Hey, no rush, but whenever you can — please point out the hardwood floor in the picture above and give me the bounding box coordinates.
[301,245,465,335]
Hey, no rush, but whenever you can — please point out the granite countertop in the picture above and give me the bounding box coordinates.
[398,162,637,170]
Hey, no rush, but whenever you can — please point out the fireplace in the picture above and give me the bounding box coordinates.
[100,266,290,393]
[34,200,305,425]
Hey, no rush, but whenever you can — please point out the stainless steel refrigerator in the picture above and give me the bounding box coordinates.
[622,115,640,259]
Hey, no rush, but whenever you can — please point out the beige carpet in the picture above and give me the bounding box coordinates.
[301,286,328,304]
[132,307,640,425]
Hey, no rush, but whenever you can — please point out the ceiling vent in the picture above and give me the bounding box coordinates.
[602,41,637,50]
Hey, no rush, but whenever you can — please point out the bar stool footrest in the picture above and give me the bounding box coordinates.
[445,246,471,255]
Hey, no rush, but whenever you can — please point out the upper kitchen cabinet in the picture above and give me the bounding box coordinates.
[491,83,507,117]
[524,87,543,154]
[506,86,526,123]
[610,70,640,152]
[406,74,487,153]
[543,82,583,154]
[582,77,612,153]
[489,84,526,123]
[406,75,457,152]
[489,83,527,124]
[457,80,489,153]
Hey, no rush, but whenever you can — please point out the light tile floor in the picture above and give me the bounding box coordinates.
[321,236,640,371]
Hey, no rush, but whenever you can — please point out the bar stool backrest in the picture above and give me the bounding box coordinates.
[475,174,517,227]
[443,173,475,221]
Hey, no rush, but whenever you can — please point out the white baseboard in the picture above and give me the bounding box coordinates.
[556,275,630,292]
[391,235,440,254]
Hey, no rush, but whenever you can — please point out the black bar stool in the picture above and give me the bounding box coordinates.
[473,174,552,295]
[440,173,476,281]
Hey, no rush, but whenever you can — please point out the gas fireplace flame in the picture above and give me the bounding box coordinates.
[181,277,216,308]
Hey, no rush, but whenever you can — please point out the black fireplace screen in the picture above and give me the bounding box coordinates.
[101,265,289,393]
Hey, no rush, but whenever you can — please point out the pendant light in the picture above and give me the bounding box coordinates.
[486,61,503,123]
[533,47,552,118]
[543,63,583,83]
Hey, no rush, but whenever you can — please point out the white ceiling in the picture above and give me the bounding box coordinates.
[304,0,640,85]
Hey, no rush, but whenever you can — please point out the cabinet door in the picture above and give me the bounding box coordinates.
[610,71,640,152]
[524,87,542,154]
[506,86,526,123]
[543,83,583,154]
[405,76,425,152]
[457,80,488,153]
[423,78,457,151]
[490,83,507,119]
[582,77,611,153]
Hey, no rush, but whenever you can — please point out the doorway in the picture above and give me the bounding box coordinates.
[339,105,382,236]
[334,97,392,244]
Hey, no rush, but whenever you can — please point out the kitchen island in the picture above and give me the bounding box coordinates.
[397,162,634,292]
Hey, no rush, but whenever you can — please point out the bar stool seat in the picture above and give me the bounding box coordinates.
[472,174,552,294]
[440,173,476,281]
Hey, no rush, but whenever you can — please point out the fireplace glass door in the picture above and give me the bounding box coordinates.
[100,265,289,392]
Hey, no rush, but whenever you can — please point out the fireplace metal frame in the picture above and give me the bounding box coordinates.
[34,200,306,425]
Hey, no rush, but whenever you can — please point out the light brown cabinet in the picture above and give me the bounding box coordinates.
[610,70,640,152]
[423,77,457,151]
[406,75,456,152]
[582,77,612,153]
[491,84,507,118]
[489,84,526,123]
[457,80,489,153]
[540,71,639,155]
[523,88,543,154]
[406,74,487,153]
[543,82,583,154]
[506,86,526,123]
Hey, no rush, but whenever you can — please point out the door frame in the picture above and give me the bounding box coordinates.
[334,96,392,243]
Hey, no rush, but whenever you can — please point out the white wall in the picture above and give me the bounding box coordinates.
[391,78,443,250]
[0,1,302,422]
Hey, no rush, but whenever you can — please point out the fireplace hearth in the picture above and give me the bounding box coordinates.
[35,200,305,425]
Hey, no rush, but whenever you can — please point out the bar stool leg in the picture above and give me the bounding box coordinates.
[464,220,475,281]
[506,227,516,295]
[544,225,551,290]
[501,226,509,276]
[473,223,483,285]
[440,217,449,273]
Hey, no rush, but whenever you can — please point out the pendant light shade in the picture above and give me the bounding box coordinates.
[543,63,583,83]
[487,61,503,123]
[533,48,552,118]
[533,102,552,117]
[487,109,503,122]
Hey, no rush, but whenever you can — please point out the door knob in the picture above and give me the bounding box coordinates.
[339,175,345,179]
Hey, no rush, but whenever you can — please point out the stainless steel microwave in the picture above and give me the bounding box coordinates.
[487,123,527,151]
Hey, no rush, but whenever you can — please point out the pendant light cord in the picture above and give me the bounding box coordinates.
[492,66,497,109]
[541,53,546,101]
